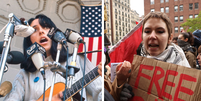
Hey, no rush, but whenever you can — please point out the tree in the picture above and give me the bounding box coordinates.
[181,11,201,33]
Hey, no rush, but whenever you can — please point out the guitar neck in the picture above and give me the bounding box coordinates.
[63,66,99,100]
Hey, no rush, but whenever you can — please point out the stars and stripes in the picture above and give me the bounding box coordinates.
[78,5,102,66]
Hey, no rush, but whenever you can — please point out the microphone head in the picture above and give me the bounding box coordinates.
[65,28,84,44]
[26,42,46,70]
[7,51,25,64]
[15,25,35,37]
[26,42,46,58]
[53,31,66,43]
[31,52,44,70]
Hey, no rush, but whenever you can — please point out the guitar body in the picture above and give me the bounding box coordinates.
[38,66,99,101]
[38,82,70,101]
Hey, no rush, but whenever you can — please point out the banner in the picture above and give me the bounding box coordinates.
[129,55,201,101]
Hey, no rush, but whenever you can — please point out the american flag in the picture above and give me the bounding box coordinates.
[78,5,102,66]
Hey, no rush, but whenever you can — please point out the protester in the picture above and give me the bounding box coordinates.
[196,46,201,67]
[177,32,197,68]
[172,36,178,45]
[111,11,191,100]
[192,30,201,49]
[4,14,102,101]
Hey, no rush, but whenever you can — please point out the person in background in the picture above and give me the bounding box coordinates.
[196,46,201,67]
[110,11,191,100]
[4,14,102,101]
[172,36,178,45]
[193,30,201,49]
[177,32,197,68]
[192,29,201,69]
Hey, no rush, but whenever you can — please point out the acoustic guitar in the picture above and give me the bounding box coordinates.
[38,66,100,101]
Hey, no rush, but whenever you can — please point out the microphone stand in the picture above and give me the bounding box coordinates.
[0,13,16,85]
[67,43,80,88]
[48,43,62,101]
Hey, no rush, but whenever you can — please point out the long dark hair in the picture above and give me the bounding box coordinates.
[21,14,67,72]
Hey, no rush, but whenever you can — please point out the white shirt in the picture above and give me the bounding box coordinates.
[4,55,102,101]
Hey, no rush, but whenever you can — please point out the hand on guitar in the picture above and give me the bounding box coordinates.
[37,91,63,101]
[97,62,102,76]
[116,61,131,86]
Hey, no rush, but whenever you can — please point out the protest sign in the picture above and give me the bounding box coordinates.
[129,55,201,101]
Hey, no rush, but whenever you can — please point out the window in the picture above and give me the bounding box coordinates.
[189,3,193,10]
[195,14,198,18]
[180,16,183,22]
[166,7,169,13]
[165,0,169,2]
[115,3,117,6]
[150,0,154,5]
[161,7,164,12]
[116,26,118,30]
[175,16,178,22]
[195,3,199,9]
[189,15,193,18]
[175,27,178,33]
[151,9,155,12]
[180,5,183,11]
[161,0,164,3]
[174,0,177,1]
[174,6,178,12]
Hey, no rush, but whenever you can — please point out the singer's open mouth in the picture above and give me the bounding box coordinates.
[40,38,48,43]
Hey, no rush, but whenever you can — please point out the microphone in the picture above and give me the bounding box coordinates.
[0,81,12,97]
[26,42,46,73]
[47,28,84,45]
[65,28,84,44]
[0,51,25,64]
[14,25,35,37]
[47,28,67,45]
[8,13,34,38]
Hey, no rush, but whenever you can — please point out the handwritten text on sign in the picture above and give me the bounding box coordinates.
[131,64,197,101]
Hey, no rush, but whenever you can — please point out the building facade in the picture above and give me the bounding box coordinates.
[145,0,201,37]
[105,0,140,45]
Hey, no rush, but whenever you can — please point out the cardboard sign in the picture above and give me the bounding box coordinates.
[128,55,201,101]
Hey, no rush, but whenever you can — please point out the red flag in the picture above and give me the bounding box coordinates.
[109,21,143,64]
[135,21,139,25]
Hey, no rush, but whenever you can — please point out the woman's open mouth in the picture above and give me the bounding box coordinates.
[148,44,159,47]
[40,37,48,44]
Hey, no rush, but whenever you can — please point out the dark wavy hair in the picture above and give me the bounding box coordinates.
[20,14,67,72]
[180,32,194,45]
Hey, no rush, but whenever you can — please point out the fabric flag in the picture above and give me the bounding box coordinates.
[109,20,143,64]
[78,5,102,66]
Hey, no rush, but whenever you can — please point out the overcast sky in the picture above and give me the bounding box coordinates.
[130,0,144,17]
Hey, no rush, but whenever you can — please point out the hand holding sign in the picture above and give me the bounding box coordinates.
[116,61,131,86]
